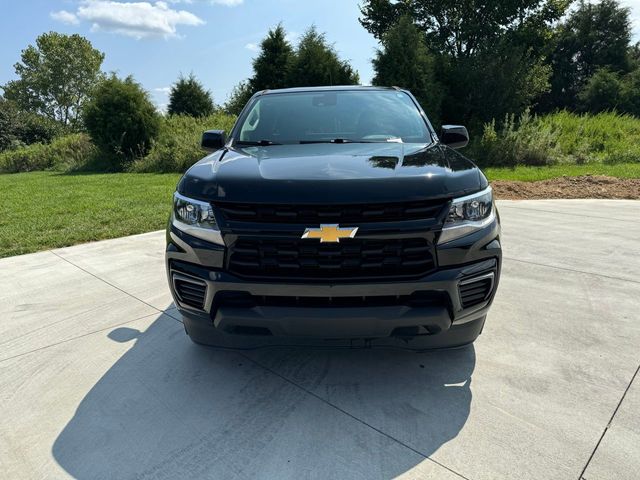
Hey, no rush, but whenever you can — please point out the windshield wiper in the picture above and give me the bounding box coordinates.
[300,138,363,144]
[234,140,282,146]
[299,138,402,144]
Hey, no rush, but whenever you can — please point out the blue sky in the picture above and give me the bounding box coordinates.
[0,0,379,109]
[1,0,640,110]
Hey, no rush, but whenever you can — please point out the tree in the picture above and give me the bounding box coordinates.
[545,0,633,110]
[83,75,160,166]
[286,27,359,87]
[250,24,294,92]
[168,74,215,117]
[443,42,552,127]
[224,80,253,115]
[360,0,568,127]
[360,0,567,58]
[2,32,104,128]
[372,16,443,124]
[578,68,622,113]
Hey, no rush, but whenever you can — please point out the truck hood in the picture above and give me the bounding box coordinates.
[178,142,486,204]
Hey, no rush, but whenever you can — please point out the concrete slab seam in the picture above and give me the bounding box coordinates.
[503,257,640,286]
[498,205,637,223]
[0,311,159,364]
[578,362,640,479]
[49,250,180,321]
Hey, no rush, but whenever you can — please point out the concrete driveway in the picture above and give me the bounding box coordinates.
[1,199,638,480]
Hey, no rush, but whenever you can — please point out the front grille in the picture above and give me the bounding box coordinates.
[228,237,435,280]
[459,273,494,309]
[216,200,447,224]
[173,275,207,309]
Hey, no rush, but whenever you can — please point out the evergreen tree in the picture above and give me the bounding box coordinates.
[286,27,359,87]
[372,16,443,125]
[224,25,359,114]
[249,24,293,92]
[224,80,253,115]
[168,74,215,117]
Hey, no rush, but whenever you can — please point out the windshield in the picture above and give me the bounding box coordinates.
[234,90,432,145]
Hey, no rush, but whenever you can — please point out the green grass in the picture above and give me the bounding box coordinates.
[0,171,181,258]
[484,162,640,181]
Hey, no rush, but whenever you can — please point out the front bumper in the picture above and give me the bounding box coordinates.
[166,217,501,350]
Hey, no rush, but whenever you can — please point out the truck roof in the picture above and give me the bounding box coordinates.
[257,85,402,95]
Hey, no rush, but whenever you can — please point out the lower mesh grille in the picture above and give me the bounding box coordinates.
[214,291,449,309]
[173,275,207,309]
[459,273,494,309]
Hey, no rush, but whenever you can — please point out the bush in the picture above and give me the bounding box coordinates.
[83,75,160,169]
[0,133,97,173]
[131,113,237,173]
[578,69,623,113]
[621,68,640,116]
[0,113,238,174]
[468,110,640,167]
[0,143,48,172]
[0,99,65,151]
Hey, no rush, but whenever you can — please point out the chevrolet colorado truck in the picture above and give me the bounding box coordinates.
[166,86,501,350]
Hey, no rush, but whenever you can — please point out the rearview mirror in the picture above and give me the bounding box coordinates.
[201,130,226,152]
[441,125,469,149]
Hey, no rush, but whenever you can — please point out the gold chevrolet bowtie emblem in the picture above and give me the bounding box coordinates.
[301,224,359,243]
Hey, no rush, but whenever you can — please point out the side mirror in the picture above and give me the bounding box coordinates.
[201,130,226,152]
[441,125,469,149]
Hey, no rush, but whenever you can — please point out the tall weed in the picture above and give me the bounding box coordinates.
[131,113,237,173]
[469,110,640,167]
[0,134,97,173]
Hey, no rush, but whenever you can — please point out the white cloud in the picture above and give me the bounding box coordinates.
[210,0,243,5]
[244,42,259,52]
[167,0,243,5]
[57,1,205,39]
[50,10,80,25]
[153,86,171,93]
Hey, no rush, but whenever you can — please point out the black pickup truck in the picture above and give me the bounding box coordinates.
[166,86,501,350]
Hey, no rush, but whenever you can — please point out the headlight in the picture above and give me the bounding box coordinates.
[171,192,223,245]
[438,186,495,244]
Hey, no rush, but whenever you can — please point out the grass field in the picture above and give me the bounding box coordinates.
[484,162,640,181]
[0,172,180,258]
[1,165,638,258]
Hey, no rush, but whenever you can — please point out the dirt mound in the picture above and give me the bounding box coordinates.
[492,175,640,200]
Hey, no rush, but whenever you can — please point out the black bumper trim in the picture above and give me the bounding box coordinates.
[181,309,486,351]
